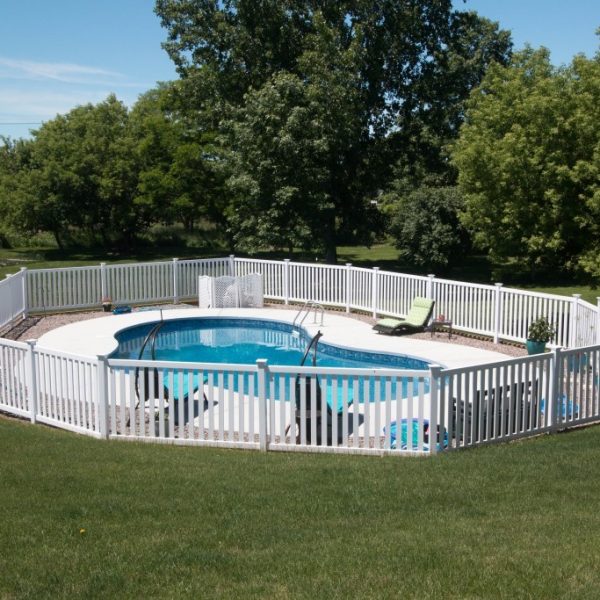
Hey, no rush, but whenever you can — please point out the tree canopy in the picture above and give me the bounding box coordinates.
[452,47,600,278]
[0,89,221,250]
[156,0,512,261]
[0,1,517,266]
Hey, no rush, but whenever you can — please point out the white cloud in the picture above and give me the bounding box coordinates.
[0,56,124,85]
[0,57,159,138]
[0,88,127,121]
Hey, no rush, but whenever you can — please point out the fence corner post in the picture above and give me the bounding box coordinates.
[97,354,110,440]
[345,263,352,313]
[548,347,562,432]
[100,262,107,304]
[228,254,236,277]
[570,294,581,348]
[371,267,380,319]
[20,267,29,319]
[256,359,269,452]
[283,259,290,305]
[25,339,37,423]
[426,274,436,300]
[428,364,442,454]
[493,283,504,344]
[172,257,179,304]
[596,297,600,345]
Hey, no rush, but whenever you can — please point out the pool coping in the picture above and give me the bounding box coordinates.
[36,307,511,369]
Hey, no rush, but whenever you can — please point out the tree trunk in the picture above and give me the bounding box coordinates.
[323,211,337,264]
[52,229,64,251]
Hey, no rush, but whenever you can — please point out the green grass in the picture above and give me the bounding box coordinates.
[2,416,600,599]
[519,285,599,306]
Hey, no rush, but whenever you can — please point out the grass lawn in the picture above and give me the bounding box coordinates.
[2,416,600,599]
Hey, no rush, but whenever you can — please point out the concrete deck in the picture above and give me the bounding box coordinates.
[37,307,510,368]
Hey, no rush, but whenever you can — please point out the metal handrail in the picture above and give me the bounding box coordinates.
[293,301,325,328]
[299,331,323,367]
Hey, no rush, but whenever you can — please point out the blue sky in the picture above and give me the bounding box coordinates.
[1,0,599,140]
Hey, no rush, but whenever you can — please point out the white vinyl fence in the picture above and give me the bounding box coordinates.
[11,256,599,348]
[1,255,600,455]
[2,335,600,455]
[0,269,26,330]
[103,358,433,455]
[231,258,600,347]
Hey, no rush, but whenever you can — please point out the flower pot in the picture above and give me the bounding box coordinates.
[102,303,112,312]
[526,339,546,355]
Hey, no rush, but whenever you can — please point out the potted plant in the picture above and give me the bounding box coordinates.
[526,317,556,355]
[101,296,113,312]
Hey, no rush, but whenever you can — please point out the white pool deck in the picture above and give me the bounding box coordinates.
[34,308,514,445]
[37,307,510,368]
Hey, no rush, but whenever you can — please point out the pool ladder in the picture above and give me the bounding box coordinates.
[293,301,325,328]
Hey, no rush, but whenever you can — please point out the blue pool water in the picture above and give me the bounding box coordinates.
[112,318,430,403]
[113,317,429,371]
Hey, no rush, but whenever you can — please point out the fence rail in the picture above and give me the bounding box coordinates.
[1,255,600,455]
[13,256,598,348]
[2,335,599,454]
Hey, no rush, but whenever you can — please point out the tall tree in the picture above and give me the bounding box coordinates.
[452,47,600,277]
[155,0,511,262]
[5,95,143,249]
[130,85,226,236]
[0,137,34,246]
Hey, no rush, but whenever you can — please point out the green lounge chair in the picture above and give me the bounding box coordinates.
[372,297,435,335]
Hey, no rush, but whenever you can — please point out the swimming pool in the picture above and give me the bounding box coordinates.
[112,317,430,371]
[112,317,430,405]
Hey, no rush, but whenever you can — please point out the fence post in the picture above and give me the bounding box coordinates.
[596,297,600,345]
[97,355,110,440]
[426,274,435,300]
[20,267,29,319]
[229,254,236,277]
[345,263,352,313]
[372,267,380,319]
[428,365,442,454]
[570,294,581,348]
[548,347,562,432]
[256,359,269,451]
[172,258,179,304]
[493,283,504,344]
[25,339,38,424]
[283,259,290,305]
[100,262,107,303]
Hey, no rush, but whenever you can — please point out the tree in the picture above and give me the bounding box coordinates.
[388,185,469,271]
[452,47,600,277]
[0,137,34,246]
[155,0,512,262]
[223,16,369,257]
[130,85,226,236]
[12,95,142,249]
[389,10,512,185]
[568,53,600,279]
